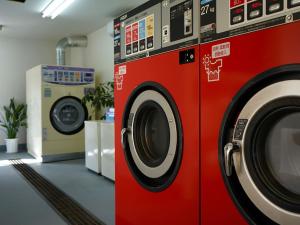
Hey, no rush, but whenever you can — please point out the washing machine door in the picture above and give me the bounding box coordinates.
[121,84,183,192]
[225,80,300,224]
[50,96,88,135]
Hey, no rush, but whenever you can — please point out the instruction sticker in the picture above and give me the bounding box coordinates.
[132,22,139,42]
[212,42,230,59]
[124,14,154,57]
[115,66,125,91]
[125,25,132,55]
[139,19,146,51]
[146,15,154,37]
[125,25,132,45]
[146,15,154,49]
[139,20,146,39]
[132,22,139,53]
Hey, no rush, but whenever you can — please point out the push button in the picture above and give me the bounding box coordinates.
[230,6,245,25]
[266,0,283,14]
[269,3,280,12]
[233,15,243,23]
[292,0,300,5]
[249,10,260,18]
[288,0,300,8]
[247,0,263,20]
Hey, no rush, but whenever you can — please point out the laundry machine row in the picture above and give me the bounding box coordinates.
[114,0,300,224]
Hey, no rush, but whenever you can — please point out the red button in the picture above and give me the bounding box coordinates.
[230,0,245,8]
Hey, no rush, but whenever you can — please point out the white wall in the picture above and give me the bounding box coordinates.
[0,37,56,145]
[67,25,114,83]
[84,25,114,83]
[65,47,85,68]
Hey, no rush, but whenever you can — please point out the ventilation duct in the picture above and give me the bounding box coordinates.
[56,36,87,65]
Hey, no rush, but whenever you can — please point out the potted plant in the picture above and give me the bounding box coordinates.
[0,98,27,153]
[82,82,114,174]
[82,81,114,120]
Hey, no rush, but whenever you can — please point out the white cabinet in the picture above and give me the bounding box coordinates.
[84,121,114,176]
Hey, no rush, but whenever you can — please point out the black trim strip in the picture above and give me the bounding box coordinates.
[115,38,199,65]
[10,159,106,225]
[150,38,198,56]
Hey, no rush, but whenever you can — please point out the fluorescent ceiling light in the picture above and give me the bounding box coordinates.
[41,0,75,19]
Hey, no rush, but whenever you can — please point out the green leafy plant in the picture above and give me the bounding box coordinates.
[82,82,114,120]
[0,98,27,139]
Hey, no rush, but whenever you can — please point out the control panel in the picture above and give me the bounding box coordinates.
[114,2,161,63]
[42,65,95,85]
[200,0,300,43]
[114,0,199,64]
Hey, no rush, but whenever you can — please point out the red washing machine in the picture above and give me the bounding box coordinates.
[200,0,300,224]
[114,0,200,224]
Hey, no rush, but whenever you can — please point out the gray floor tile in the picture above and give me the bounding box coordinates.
[0,164,67,225]
[31,159,115,225]
[0,153,115,225]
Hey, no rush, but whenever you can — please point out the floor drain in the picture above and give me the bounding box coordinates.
[10,159,106,225]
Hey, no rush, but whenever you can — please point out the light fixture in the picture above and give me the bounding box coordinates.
[41,0,75,19]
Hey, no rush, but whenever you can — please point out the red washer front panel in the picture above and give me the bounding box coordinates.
[115,47,200,225]
[200,21,300,225]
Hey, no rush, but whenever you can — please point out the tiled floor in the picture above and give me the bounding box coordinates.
[0,152,115,225]
[0,161,67,225]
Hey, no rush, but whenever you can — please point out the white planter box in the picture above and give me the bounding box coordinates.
[5,138,18,153]
[84,121,114,175]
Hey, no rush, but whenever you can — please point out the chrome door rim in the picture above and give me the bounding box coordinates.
[233,80,300,224]
[128,90,178,179]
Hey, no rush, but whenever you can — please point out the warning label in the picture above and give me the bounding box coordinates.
[119,65,127,75]
[212,42,230,59]
[132,23,139,42]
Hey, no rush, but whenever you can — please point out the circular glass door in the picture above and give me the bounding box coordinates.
[50,96,87,135]
[122,84,183,192]
[225,80,300,224]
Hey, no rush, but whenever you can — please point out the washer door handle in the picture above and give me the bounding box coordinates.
[121,128,129,149]
[224,142,240,176]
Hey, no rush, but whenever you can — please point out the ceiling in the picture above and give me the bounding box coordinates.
[0,0,147,41]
